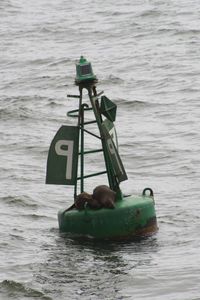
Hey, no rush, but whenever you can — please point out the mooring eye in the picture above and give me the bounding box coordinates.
[142,188,154,197]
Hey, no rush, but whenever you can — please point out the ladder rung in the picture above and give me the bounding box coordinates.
[67,94,80,98]
[84,120,97,125]
[77,170,107,180]
[81,128,101,140]
[83,107,93,111]
[79,149,103,155]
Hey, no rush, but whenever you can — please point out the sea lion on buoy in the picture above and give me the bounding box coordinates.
[75,192,93,210]
[63,186,116,212]
[63,192,93,212]
[76,192,102,209]
[92,185,116,209]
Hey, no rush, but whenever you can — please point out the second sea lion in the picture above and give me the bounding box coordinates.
[92,185,116,209]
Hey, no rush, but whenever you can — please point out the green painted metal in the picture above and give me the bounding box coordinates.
[80,104,85,192]
[81,149,103,155]
[101,121,127,183]
[84,120,97,125]
[82,127,101,140]
[67,107,93,118]
[74,88,82,197]
[89,89,120,191]
[58,195,158,239]
[75,56,97,84]
[77,170,107,180]
[102,118,118,149]
[67,94,80,98]
[46,126,79,185]
[100,96,117,122]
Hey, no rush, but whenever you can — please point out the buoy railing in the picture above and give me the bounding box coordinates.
[67,106,93,118]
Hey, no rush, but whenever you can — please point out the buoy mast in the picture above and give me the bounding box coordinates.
[46,56,128,200]
[70,56,127,198]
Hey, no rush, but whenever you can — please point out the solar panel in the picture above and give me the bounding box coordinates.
[80,64,91,75]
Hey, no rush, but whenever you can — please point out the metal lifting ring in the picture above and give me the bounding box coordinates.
[81,103,89,110]
[142,188,154,197]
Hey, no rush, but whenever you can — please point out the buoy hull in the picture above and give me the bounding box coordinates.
[58,195,158,240]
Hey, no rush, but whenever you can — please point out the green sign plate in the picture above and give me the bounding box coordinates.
[102,118,118,150]
[101,122,127,183]
[46,126,79,185]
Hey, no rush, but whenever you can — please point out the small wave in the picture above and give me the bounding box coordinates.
[0,97,38,121]
[139,9,161,18]
[1,196,38,208]
[39,26,73,35]
[27,57,54,66]
[9,234,25,241]
[111,11,133,16]
[0,106,34,121]
[21,213,55,220]
[156,28,176,34]
[0,1,20,12]
[24,145,49,155]
[45,100,64,107]
[101,74,124,85]
[39,27,55,34]
[0,95,56,121]
[173,28,200,36]
[47,58,72,67]
[115,98,155,110]
[0,280,52,299]
[49,227,59,233]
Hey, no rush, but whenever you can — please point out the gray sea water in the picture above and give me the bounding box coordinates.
[1,0,200,299]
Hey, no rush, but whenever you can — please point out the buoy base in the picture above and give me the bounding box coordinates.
[58,194,158,240]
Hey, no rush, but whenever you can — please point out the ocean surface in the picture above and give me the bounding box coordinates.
[1,0,200,299]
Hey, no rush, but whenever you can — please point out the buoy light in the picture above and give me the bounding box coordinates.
[75,56,97,85]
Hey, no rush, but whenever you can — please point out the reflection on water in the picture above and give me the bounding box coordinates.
[34,233,159,299]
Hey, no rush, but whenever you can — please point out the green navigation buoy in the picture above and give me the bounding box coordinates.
[46,56,158,240]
